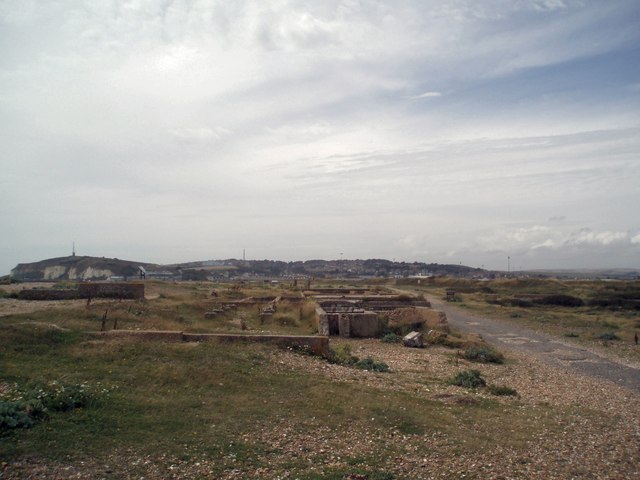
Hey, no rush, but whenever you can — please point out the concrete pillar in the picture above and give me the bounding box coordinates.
[338,314,351,337]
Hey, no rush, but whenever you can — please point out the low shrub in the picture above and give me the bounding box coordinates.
[381,333,400,343]
[503,298,533,308]
[488,385,518,397]
[536,295,584,307]
[588,291,640,309]
[326,344,390,372]
[564,332,579,338]
[327,343,358,365]
[600,320,619,330]
[0,400,34,433]
[272,313,298,326]
[461,346,504,364]
[354,357,390,372]
[1,381,108,434]
[448,369,486,389]
[426,333,465,349]
[598,332,619,341]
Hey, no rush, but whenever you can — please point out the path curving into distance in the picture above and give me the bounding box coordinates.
[427,296,640,394]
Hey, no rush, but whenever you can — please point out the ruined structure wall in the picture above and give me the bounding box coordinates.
[17,289,81,300]
[343,312,381,337]
[17,283,145,301]
[78,283,144,300]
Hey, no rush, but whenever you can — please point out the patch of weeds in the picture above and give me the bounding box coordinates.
[564,332,579,338]
[327,343,358,365]
[600,320,619,330]
[448,369,486,389]
[326,344,389,372]
[488,385,518,397]
[426,333,464,349]
[24,381,98,412]
[598,332,619,341]
[273,313,298,326]
[284,344,315,356]
[536,294,584,307]
[0,381,110,435]
[461,346,504,364]
[353,357,390,373]
[0,400,34,433]
[381,333,399,344]
[300,469,394,480]
[510,312,522,318]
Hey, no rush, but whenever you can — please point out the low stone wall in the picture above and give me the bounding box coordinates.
[339,312,382,338]
[92,330,330,356]
[96,330,184,342]
[79,283,144,300]
[17,283,144,301]
[17,289,80,300]
[184,333,330,356]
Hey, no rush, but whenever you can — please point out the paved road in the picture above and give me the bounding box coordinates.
[427,296,640,394]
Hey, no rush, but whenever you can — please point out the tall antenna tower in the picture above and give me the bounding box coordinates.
[243,248,246,261]
[72,241,76,257]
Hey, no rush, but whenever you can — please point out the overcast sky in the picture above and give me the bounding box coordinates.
[1,0,639,274]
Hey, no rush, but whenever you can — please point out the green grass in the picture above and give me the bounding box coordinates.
[0,318,564,474]
[1,280,597,477]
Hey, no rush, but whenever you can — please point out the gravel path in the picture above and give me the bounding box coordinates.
[428,296,640,394]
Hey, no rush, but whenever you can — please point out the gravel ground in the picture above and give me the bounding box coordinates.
[3,337,639,479]
[428,296,640,393]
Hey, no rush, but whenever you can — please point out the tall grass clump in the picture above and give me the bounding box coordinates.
[462,346,505,364]
[448,370,486,389]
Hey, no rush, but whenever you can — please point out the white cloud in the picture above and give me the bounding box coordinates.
[410,91,442,99]
[531,0,569,12]
[565,229,628,247]
[169,126,230,143]
[1,0,640,273]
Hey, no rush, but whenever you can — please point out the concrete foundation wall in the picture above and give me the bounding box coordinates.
[79,283,144,299]
[316,307,330,336]
[345,312,382,337]
[96,330,185,342]
[184,333,330,356]
[338,315,351,337]
[93,330,330,356]
[17,283,144,301]
[315,305,383,338]
[17,289,81,300]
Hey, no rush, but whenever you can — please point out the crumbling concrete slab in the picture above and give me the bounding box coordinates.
[403,331,424,348]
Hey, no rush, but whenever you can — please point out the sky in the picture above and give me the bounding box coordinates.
[1,0,640,275]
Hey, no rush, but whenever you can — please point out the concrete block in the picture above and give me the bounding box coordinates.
[403,331,424,348]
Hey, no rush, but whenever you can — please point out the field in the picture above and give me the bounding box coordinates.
[1,279,639,479]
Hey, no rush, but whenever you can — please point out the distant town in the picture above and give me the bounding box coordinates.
[7,255,640,283]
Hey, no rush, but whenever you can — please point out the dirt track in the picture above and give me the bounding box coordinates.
[428,296,640,394]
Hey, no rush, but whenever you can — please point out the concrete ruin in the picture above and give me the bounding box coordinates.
[313,293,447,338]
[315,300,381,337]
